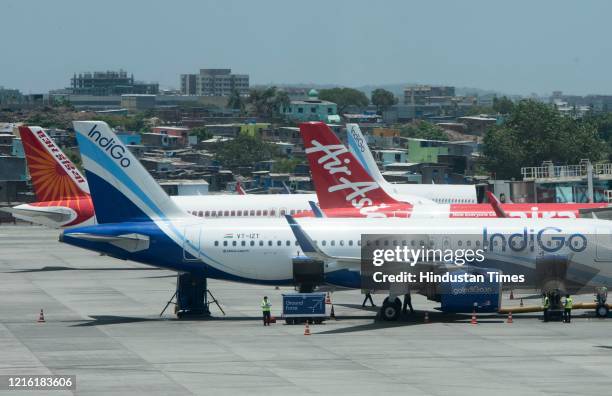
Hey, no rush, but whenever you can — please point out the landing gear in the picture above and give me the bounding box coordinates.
[380,297,402,321]
[160,273,224,319]
[595,287,608,318]
[596,305,609,318]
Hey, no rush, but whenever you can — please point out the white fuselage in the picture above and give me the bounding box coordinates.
[167,217,612,291]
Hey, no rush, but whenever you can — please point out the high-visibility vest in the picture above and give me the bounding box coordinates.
[543,296,550,308]
[261,300,271,312]
[564,297,573,309]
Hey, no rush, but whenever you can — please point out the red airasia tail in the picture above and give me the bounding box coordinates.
[297,121,607,219]
[4,126,95,227]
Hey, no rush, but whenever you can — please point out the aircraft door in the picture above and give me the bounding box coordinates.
[596,228,612,261]
[183,226,202,261]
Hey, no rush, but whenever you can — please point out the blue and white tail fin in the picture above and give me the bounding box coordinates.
[346,123,389,188]
[73,121,186,223]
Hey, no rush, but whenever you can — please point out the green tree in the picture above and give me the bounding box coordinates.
[318,87,369,113]
[214,133,278,170]
[483,100,605,179]
[247,86,287,119]
[273,158,302,173]
[189,126,211,143]
[399,121,448,141]
[492,96,515,114]
[371,88,397,113]
[227,89,245,113]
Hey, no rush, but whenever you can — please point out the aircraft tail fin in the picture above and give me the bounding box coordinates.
[346,123,388,186]
[73,121,186,223]
[236,181,246,195]
[299,122,400,209]
[486,191,508,218]
[19,126,90,202]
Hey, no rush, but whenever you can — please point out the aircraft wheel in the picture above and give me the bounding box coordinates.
[596,305,609,318]
[381,297,401,321]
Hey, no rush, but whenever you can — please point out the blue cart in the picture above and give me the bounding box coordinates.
[282,293,327,324]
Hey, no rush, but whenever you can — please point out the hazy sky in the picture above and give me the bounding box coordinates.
[2,0,611,96]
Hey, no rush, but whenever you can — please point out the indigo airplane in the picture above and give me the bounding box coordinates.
[59,121,612,319]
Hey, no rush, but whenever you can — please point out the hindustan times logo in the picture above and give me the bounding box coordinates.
[87,125,131,168]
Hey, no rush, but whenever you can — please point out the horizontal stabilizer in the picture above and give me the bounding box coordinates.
[67,232,150,252]
[0,206,73,224]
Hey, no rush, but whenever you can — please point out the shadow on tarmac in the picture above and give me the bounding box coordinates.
[7,266,161,273]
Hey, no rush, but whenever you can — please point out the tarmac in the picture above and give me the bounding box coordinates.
[1,225,612,395]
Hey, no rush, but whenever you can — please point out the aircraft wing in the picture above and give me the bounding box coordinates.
[64,233,150,253]
[285,215,360,265]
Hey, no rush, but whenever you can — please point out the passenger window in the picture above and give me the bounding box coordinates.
[223,241,228,247]
[286,240,290,246]
[277,240,282,246]
[270,210,276,216]
[268,241,273,246]
[250,241,255,246]
[295,240,299,246]
[237,210,242,216]
[467,240,471,247]
[339,240,344,246]
[224,211,229,216]
[331,240,335,246]
[232,241,237,246]
[348,240,353,246]
[230,210,235,216]
[457,240,463,247]
[217,211,222,217]
[198,211,203,217]
[256,210,261,216]
[263,210,268,216]
[393,240,398,246]
[214,241,219,246]
[241,241,246,246]
[322,240,327,246]
[250,210,255,216]
[205,211,210,217]
[476,240,481,247]
[280,209,286,215]
[259,241,264,246]
[384,240,389,246]
[357,240,361,246]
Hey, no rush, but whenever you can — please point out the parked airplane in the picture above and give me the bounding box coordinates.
[346,123,478,203]
[60,121,612,319]
[299,122,608,218]
[4,125,436,227]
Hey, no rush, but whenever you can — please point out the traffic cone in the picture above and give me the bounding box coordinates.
[303,321,311,335]
[470,309,477,325]
[520,298,524,307]
[424,311,429,324]
[510,290,514,300]
[507,311,513,324]
[330,304,336,320]
[325,292,331,305]
[37,309,45,323]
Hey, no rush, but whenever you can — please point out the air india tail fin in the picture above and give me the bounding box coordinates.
[19,126,90,201]
[299,122,400,209]
[73,121,186,223]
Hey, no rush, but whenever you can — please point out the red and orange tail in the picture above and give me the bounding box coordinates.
[299,122,400,209]
[19,126,90,203]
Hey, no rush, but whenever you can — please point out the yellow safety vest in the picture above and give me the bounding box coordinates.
[261,300,271,312]
[543,296,550,308]
[564,297,573,309]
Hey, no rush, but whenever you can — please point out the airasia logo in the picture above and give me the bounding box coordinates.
[305,139,387,217]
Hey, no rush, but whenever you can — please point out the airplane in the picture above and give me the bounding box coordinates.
[3,125,439,228]
[346,123,479,203]
[60,120,612,320]
[298,122,608,219]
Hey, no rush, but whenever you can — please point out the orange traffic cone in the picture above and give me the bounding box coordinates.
[424,311,429,324]
[509,290,515,300]
[470,309,477,325]
[37,309,45,323]
[330,305,336,320]
[304,321,311,335]
[325,292,331,305]
[507,311,513,324]
[520,298,524,307]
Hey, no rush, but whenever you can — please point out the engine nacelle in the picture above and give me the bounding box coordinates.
[438,268,502,313]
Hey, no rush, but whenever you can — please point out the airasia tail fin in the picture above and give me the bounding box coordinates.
[299,122,400,209]
[19,126,90,202]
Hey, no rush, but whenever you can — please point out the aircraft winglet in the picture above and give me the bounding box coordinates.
[486,191,507,218]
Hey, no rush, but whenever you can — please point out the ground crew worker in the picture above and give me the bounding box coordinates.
[261,296,272,326]
[362,290,375,307]
[402,291,414,315]
[563,294,573,323]
[542,292,550,322]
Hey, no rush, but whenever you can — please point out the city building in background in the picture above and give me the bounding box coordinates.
[281,89,339,123]
[70,70,159,96]
[180,69,249,96]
